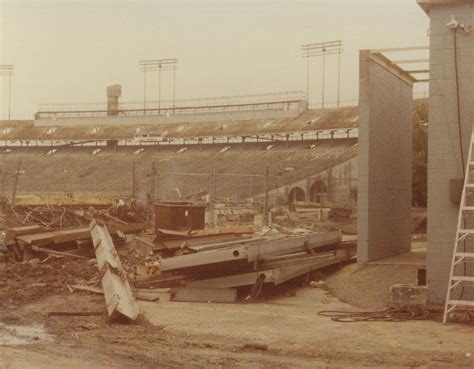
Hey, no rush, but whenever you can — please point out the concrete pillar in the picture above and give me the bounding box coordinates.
[357,50,414,264]
[418,0,474,302]
[107,84,122,116]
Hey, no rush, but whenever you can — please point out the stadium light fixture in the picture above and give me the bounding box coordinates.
[301,40,343,108]
[139,58,178,114]
[0,65,14,120]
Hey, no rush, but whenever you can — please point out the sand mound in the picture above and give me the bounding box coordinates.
[325,263,418,309]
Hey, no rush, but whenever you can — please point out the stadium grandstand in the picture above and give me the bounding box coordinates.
[0,90,361,207]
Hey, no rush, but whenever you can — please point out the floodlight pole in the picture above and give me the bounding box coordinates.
[143,67,147,114]
[306,57,310,103]
[173,67,176,113]
[337,51,341,107]
[301,41,343,109]
[158,64,162,114]
[139,58,178,116]
[322,51,326,109]
[1,65,14,120]
[8,70,12,120]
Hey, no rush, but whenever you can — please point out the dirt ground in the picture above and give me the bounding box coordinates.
[1,270,473,369]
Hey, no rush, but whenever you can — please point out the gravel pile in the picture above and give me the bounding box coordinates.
[325,263,418,309]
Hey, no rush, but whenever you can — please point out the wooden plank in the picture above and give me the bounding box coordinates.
[90,219,140,321]
[17,227,91,245]
[16,223,145,246]
[5,225,44,244]
[170,287,237,303]
[31,245,90,260]
[11,194,115,207]
[70,284,160,302]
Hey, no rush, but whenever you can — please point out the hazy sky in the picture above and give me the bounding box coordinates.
[0,0,429,119]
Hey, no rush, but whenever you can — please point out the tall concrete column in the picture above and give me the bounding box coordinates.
[418,0,474,302]
[357,50,414,264]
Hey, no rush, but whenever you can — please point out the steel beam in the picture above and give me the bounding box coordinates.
[158,231,341,273]
[90,219,140,320]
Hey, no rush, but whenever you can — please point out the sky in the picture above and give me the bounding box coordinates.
[0,0,430,119]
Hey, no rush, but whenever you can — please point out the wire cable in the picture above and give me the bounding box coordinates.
[318,306,438,323]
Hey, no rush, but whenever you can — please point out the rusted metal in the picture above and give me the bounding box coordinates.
[155,202,206,232]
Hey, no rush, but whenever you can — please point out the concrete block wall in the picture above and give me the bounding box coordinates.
[357,50,414,264]
[426,2,474,302]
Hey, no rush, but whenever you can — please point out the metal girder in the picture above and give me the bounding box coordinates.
[185,249,350,288]
[90,219,139,321]
[158,231,341,273]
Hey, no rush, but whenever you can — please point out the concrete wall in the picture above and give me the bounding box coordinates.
[275,156,358,208]
[426,2,474,302]
[34,102,306,127]
[357,50,413,264]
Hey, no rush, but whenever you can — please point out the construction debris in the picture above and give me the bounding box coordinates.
[90,219,140,321]
[134,230,354,301]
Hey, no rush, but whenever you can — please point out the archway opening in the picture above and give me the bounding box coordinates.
[310,180,327,204]
[288,186,305,203]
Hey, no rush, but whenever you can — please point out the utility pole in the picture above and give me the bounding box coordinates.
[208,169,216,227]
[0,65,14,120]
[301,41,343,108]
[132,162,136,199]
[263,166,270,226]
[11,157,22,207]
[151,161,156,204]
[139,58,178,115]
[337,51,342,107]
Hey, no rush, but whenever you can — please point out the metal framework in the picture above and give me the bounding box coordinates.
[368,46,430,86]
[301,40,343,108]
[0,65,14,120]
[139,58,178,114]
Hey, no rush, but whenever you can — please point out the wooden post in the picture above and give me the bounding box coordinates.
[11,157,22,207]
[263,166,269,226]
[151,161,156,204]
[132,162,136,199]
[209,169,216,227]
